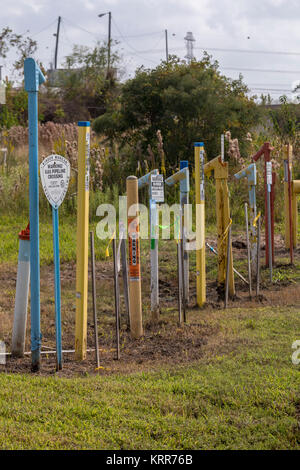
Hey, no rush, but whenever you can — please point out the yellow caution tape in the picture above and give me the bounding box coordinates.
[105,230,116,258]
[253,212,261,228]
[220,219,232,246]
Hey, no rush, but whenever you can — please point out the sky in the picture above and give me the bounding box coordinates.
[0,0,300,101]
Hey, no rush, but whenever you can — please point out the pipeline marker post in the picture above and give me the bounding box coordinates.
[12,225,30,357]
[204,156,235,297]
[177,242,183,323]
[194,143,206,307]
[138,170,161,322]
[225,225,232,308]
[284,145,294,263]
[234,163,257,275]
[180,161,189,303]
[40,154,70,370]
[75,122,90,360]
[256,215,261,296]
[119,221,130,328]
[112,237,120,360]
[252,143,275,267]
[127,176,143,339]
[244,204,252,297]
[90,231,100,369]
[24,58,45,372]
[266,161,273,282]
[165,165,190,302]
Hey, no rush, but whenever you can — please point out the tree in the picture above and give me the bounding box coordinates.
[41,42,121,123]
[0,27,37,71]
[93,55,260,168]
[269,95,300,145]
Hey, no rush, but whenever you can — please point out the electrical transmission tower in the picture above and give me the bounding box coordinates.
[184,31,195,64]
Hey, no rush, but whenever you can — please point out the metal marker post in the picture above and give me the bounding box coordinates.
[234,164,257,274]
[266,161,273,282]
[165,165,189,302]
[40,155,70,371]
[221,134,225,163]
[256,216,261,297]
[194,143,206,307]
[245,203,252,297]
[90,231,100,369]
[138,170,161,322]
[24,58,45,372]
[75,122,90,360]
[113,237,120,360]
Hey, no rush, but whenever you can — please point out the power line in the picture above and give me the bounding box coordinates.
[249,87,294,92]
[221,66,300,75]
[194,46,300,57]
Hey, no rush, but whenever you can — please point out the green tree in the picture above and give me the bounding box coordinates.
[93,55,260,168]
[269,95,300,145]
[42,42,121,123]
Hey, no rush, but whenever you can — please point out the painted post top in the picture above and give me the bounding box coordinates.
[234,163,256,186]
[165,167,189,192]
[24,58,45,92]
[204,156,228,179]
[138,169,159,189]
[194,142,204,147]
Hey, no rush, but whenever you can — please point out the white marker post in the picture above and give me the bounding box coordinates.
[266,161,273,282]
[40,154,70,370]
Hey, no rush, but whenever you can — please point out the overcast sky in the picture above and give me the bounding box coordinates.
[1,0,300,100]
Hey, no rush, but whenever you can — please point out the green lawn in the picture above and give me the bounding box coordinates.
[0,306,299,450]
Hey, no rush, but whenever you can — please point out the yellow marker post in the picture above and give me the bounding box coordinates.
[284,145,293,253]
[127,176,143,339]
[194,142,206,307]
[75,121,90,360]
[204,156,235,297]
[292,180,300,248]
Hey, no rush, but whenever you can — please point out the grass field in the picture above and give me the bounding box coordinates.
[0,305,299,450]
[0,217,299,450]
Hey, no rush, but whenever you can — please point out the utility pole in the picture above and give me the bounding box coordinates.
[108,11,112,73]
[165,29,169,62]
[99,12,112,76]
[54,16,61,70]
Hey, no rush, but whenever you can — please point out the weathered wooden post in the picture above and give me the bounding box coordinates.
[284,144,294,263]
[204,156,235,297]
[127,176,143,339]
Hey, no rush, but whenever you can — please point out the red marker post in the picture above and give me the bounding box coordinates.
[252,142,275,267]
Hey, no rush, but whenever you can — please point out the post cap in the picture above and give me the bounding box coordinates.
[19,223,30,241]
[194,142,204,147]
[78,121,90,127]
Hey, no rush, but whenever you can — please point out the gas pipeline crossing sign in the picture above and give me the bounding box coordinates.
[40,154,70,209]
[151,174,164,203]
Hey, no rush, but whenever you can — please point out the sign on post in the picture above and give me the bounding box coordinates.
[151,174,164,203]
[40,154,70,370]
[266,162,272,188]
[40,154,70,208]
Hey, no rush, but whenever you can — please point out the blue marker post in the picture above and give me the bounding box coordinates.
[24,58,45,372]
[40,154,70,371]
[52,207,62,370]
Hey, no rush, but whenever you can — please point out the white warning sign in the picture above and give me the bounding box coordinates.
[151,174,164,203]
[40,154,70,209]
[266,161,272,186]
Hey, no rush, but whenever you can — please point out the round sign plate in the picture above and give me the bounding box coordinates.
[40,154,70,209]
